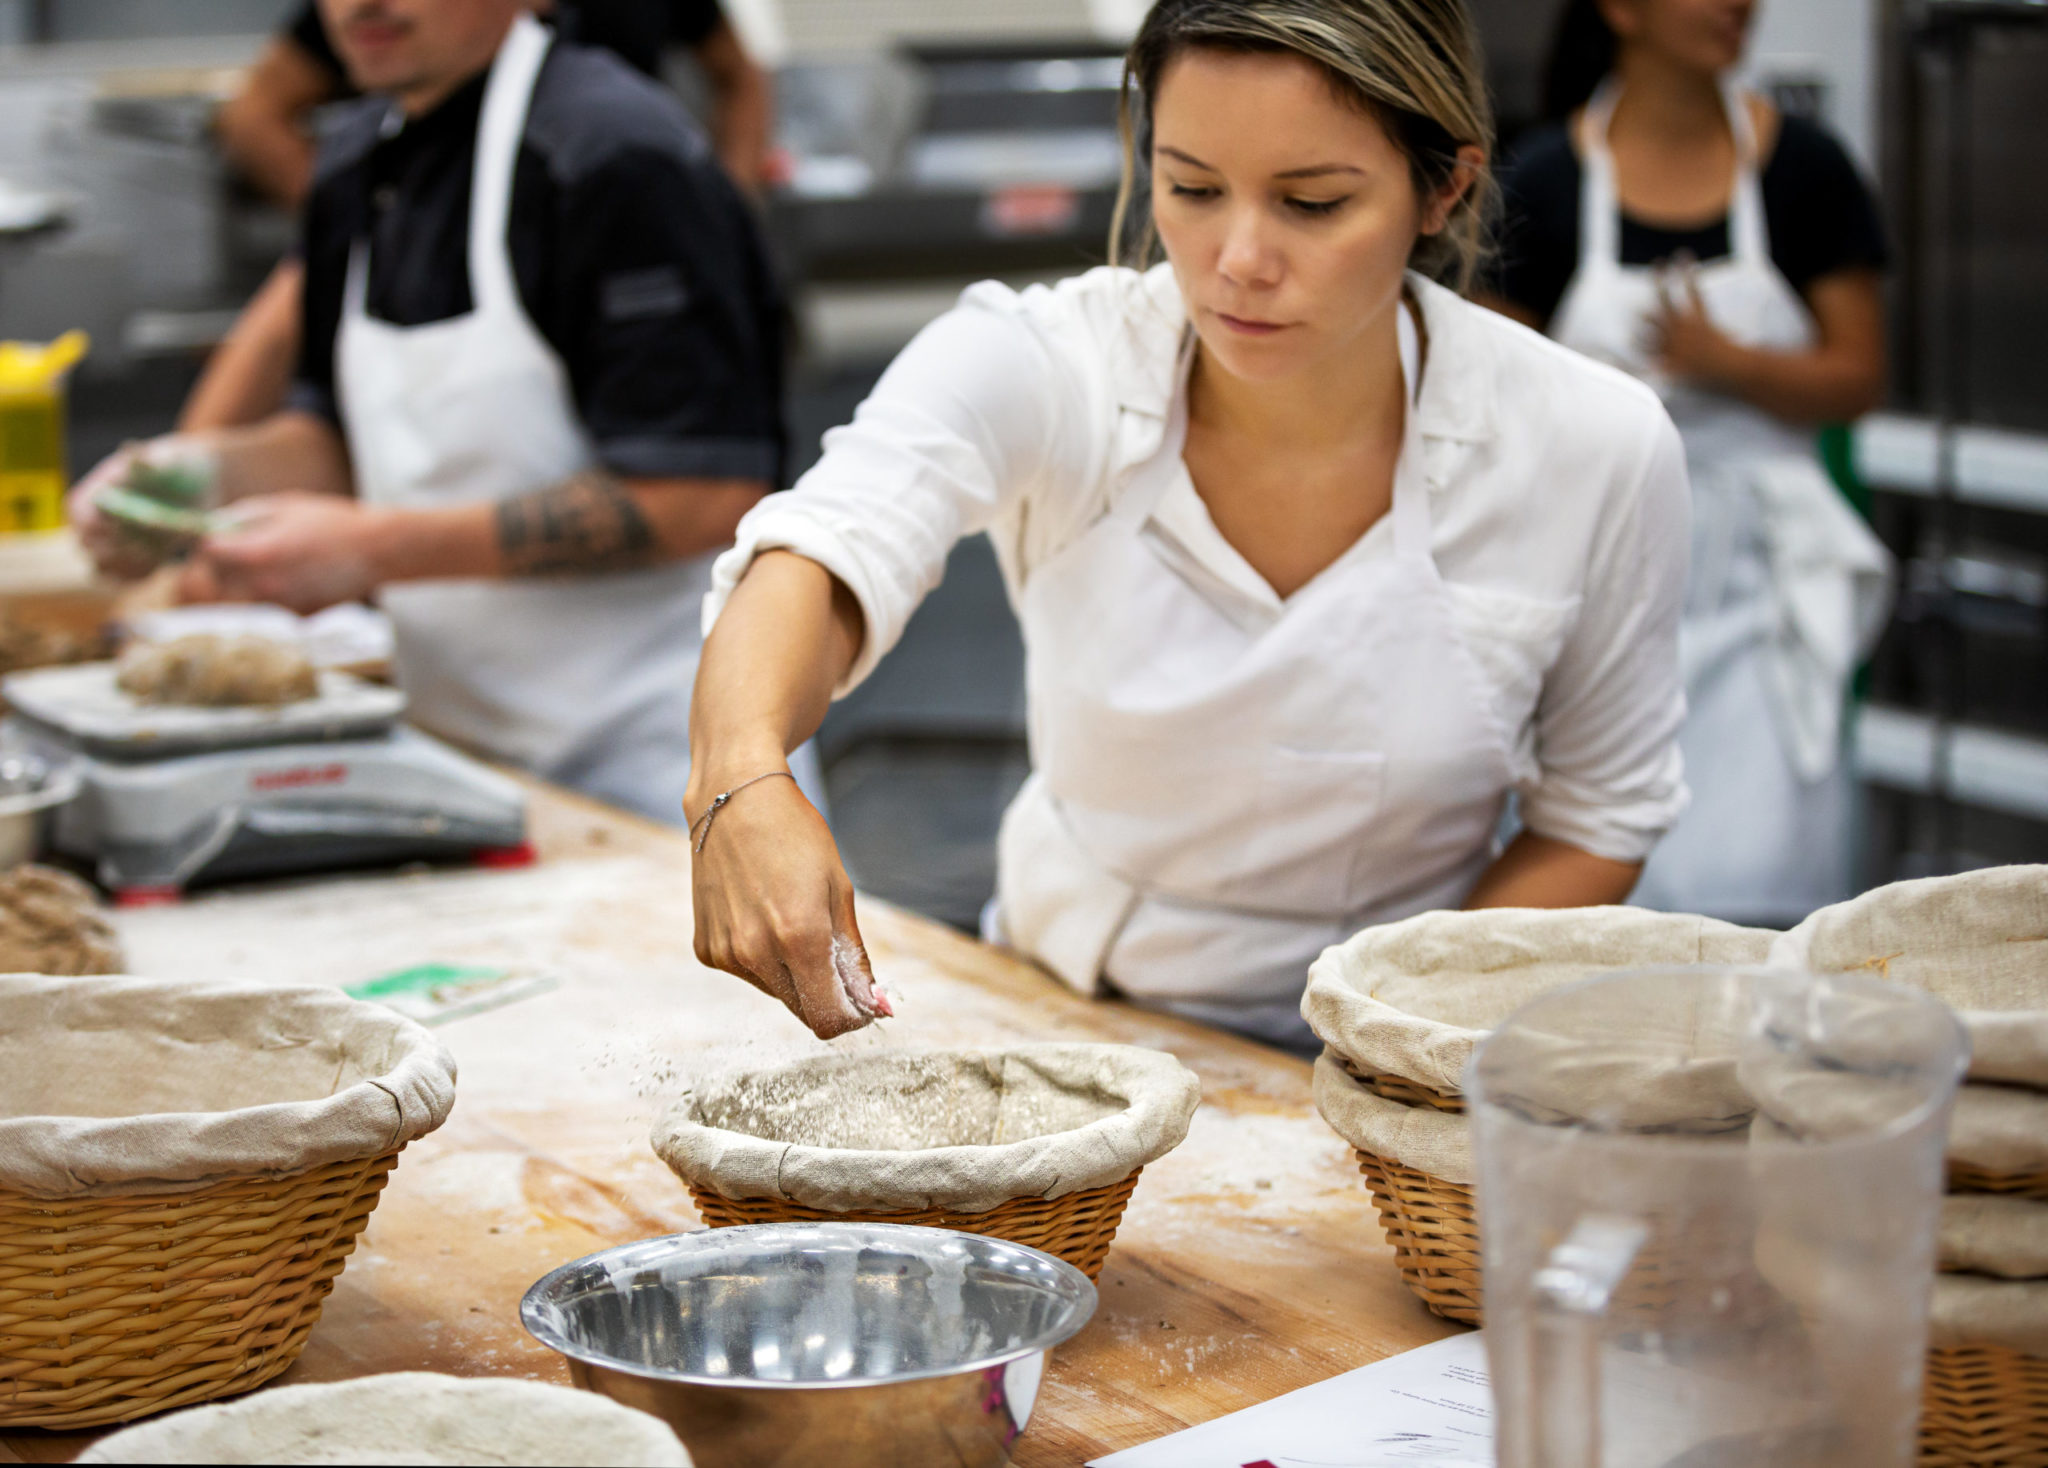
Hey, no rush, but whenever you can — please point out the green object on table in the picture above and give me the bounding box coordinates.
[346,963,558,1026]
[93,458,220,558]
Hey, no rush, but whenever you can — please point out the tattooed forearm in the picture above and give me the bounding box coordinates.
[495,469,659,577]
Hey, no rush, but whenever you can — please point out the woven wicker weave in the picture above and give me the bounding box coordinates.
[1338,1061,1478,1322]
[1351,1149,1481,1325]
[1922,1344,2048,1467]
[0,1149,398,1430]
[1950,1162,2048,1202]
[686,1169,1142,1282]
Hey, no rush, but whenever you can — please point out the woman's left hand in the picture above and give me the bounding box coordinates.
[1648,266,1737,387]
[179,492,380,613]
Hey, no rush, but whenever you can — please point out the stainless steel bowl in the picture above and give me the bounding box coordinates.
[520,1223,1097,1468]
[0,751,79,869]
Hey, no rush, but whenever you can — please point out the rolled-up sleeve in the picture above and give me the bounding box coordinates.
[1519,409,1692,862]
[705,284,1079,694]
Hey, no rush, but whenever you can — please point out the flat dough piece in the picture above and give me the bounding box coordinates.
[78,1372,692,1466]
[116,633,318,707]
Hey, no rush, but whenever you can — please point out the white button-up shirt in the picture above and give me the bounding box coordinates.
[709,265,1689,867]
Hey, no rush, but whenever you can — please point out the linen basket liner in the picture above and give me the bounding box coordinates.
[1943,1195,2048,1280]
[1933,1276,2048,1356]
[1768,864,2048,1086]
[76,1372,693,1466]
[0,974,456,1199]
[1302,907,1775,1095]
[653,1044,1201,1214]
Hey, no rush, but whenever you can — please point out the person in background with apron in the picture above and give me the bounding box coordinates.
[683,0,1694,1047]
[1487,0,1893,927]
[69,0,786,826]
[187,0,771,434]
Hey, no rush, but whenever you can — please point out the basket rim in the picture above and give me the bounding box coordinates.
[651,1043,1198,1215]
[0,975,454,1200]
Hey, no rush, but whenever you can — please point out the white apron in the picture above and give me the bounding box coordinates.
[336,14,713,824]
[1549,77,1891,926]
[994,307,1514,1047]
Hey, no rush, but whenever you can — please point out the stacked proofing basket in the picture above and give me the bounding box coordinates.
[0,976,455,1429]
[651,1045,1201,1280]
[1301,907,1774,1322]
[1770,868,2048,1468]
[1303,872,2048,1468]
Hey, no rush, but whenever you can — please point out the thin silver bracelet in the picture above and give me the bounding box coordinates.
[689,770,795,853]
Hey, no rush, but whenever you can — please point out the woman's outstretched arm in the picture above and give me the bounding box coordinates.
[687,550,890,1038]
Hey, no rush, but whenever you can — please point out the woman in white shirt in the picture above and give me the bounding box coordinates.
[686,0,1692,1046]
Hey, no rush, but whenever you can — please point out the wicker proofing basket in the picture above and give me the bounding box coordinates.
[686,1171,1143,1282]
[1336,1061,2048,1467]
[1922,1166,2048,1467]
[0,975,456,1432]
[656,1045,1202,1283]
[0,1149,399,1430]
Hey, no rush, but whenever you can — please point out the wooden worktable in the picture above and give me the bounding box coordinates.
[0,779,1457,1465]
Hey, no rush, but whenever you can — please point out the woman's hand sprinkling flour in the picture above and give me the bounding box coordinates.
[687,758,887,1038]
[833,934,895,1023]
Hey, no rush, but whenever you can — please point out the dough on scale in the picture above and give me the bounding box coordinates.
[115,633,319,707]
[78,1372,693,1466]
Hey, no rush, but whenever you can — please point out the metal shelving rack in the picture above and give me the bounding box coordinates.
[1856,0,2048,875]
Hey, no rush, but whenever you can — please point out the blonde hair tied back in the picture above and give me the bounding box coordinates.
[1111,0,1496,293]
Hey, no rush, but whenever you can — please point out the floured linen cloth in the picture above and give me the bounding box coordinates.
[653,1044,1200,1214]
[1325,1058,2039,1192]
[1312,1049,1476,1184]
[0,975,457,1198]
[1302,906,1774,1095]
[1769,865,2048,1086]
[1932,1275,2048,1356]
[1942,1194,2048,1281]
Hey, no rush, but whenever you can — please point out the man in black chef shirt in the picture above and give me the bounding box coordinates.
[188,0,769,432]
[72,0,783,825]
[219,0,768,206]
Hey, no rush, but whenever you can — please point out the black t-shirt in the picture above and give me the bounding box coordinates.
[1493,114,1888,327]
[286,0,723,86]
[290,42,784,483]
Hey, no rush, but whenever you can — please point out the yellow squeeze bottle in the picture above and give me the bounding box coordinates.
[0,332,90,535]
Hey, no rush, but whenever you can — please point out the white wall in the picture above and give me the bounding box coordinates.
[1743,0,1880,172]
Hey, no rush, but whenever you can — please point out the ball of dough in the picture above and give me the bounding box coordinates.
[116,634,319,708]
[0,864,122,976]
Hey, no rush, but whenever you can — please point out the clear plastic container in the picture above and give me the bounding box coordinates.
[1469,966,1968,1468]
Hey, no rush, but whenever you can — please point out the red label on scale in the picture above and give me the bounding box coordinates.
[251,763,348,792]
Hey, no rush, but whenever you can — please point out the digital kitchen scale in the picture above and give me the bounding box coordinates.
[2,661,530,899]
